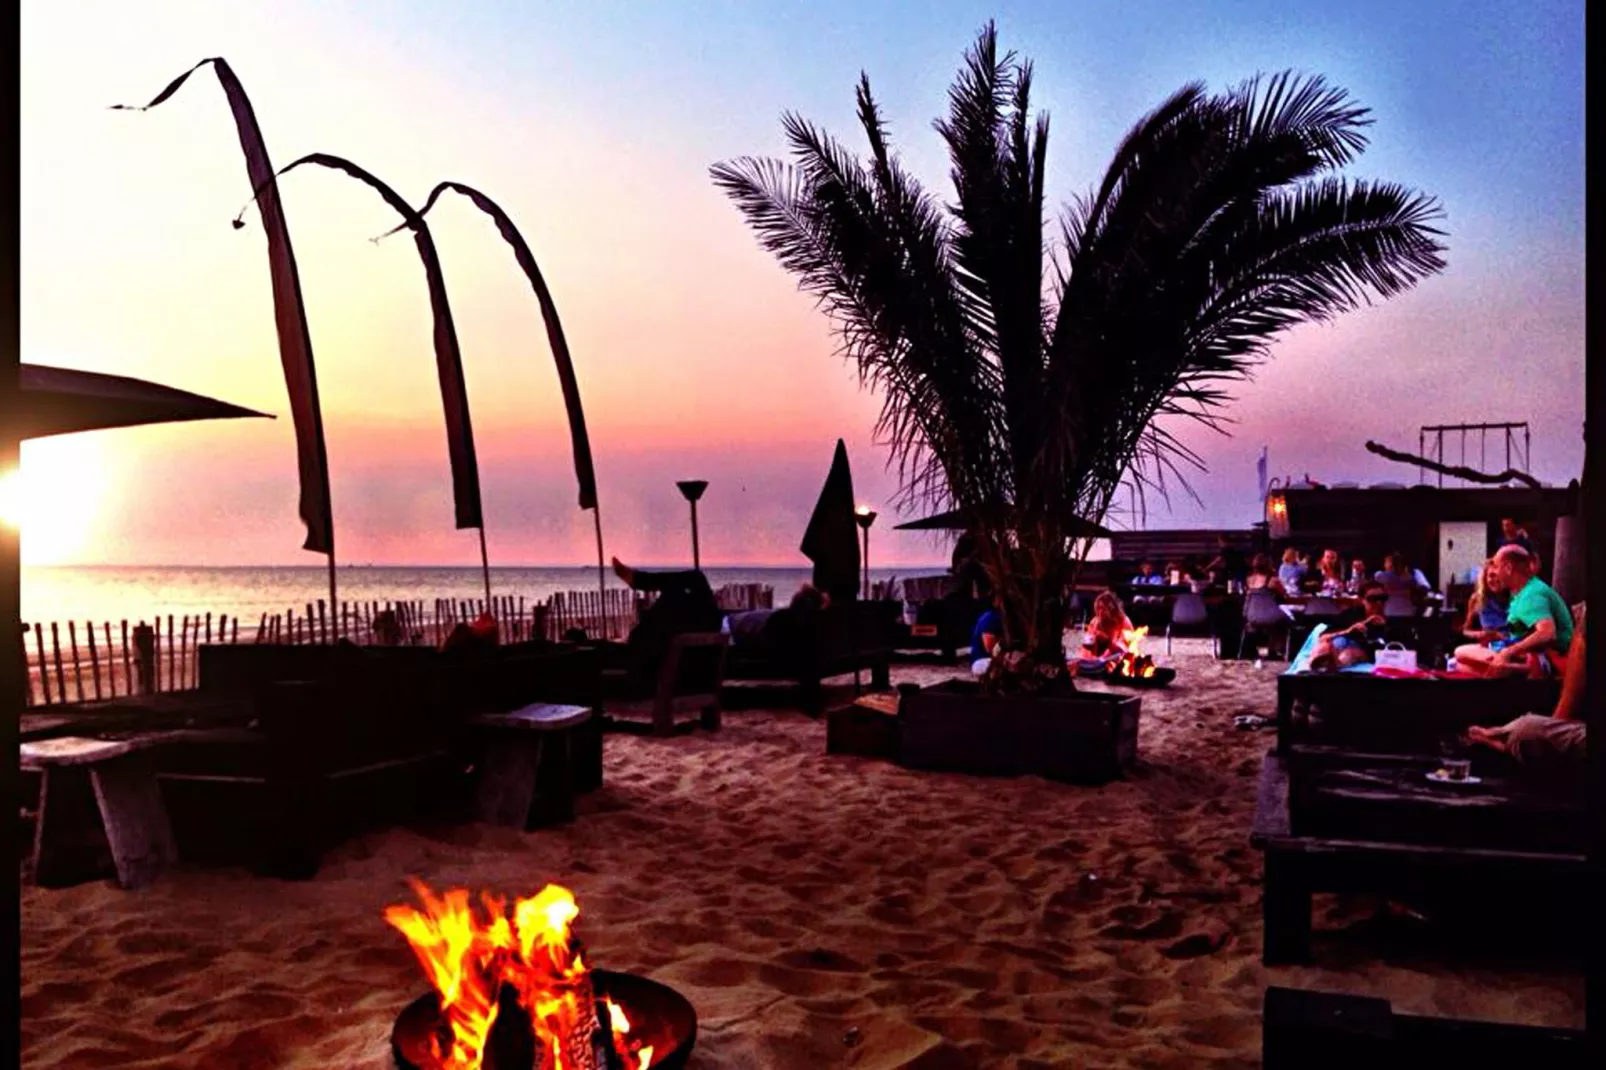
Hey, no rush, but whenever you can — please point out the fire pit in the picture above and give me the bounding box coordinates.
[1106,627,1176,689]
[385,881,696,1070]
[393,971,696,1070]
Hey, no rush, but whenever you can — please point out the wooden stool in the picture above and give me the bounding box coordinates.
[470,704,593,830]
[21,736,178,890]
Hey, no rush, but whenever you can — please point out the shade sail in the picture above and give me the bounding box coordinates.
[893,505,1112,539]
[19,364,272,441]
[800,439,860,602]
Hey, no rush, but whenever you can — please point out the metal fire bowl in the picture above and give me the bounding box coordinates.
[1104,666,1178,689]
[392,969,697,1070]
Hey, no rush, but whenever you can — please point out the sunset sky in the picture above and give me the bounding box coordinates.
[19,0,1584,568]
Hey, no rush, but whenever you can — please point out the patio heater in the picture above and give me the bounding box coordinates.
[677,480,708,570]
[855,506,878,599]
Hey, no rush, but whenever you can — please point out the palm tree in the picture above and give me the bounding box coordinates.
[712,22,1447,672]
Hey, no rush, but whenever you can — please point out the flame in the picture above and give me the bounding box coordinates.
[386,880,654,1070]
[1114,626,1158,679]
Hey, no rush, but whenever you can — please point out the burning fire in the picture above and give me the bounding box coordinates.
[385,880,653,1070]
[1114,626,1158,679]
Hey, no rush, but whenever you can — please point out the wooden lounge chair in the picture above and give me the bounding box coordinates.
[601,632,730,736]
[1250,746,1587,965]
[1262,987,1589,1069]
[723,600,898,714]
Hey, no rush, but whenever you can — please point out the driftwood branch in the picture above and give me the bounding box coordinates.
[1364,440,1542,490]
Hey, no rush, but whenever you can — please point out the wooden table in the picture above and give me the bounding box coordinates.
[21,736,178,890]
[1250,747,1587,964]
[471,703,594,829]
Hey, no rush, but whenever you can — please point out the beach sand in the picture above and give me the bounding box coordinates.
[20,642,1584,1068]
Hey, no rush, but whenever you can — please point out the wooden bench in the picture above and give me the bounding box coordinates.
[471,704,594,829]
[1250,748,1588,964]
[602,632,729,736]
[22,736,178,890]
[1263,987,1590,1069]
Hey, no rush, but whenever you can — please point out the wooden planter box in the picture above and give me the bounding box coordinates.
[899,680,1140,784]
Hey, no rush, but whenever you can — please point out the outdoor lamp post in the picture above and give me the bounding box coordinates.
[677,480,709,570]
[855,505,878,599]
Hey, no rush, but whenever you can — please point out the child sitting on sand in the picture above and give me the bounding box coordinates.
[1075,591,1134,673]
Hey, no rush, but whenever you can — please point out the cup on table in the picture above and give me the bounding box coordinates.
[1442,758,1471,782]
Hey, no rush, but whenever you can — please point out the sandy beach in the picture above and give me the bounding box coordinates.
[19,642,1584,1069]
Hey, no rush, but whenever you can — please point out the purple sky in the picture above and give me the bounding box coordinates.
[18,0,1584,567]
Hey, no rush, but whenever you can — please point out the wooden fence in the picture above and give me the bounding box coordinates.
[19,582,784,708]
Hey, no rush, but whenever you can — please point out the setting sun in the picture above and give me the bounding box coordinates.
[6,436,109,565]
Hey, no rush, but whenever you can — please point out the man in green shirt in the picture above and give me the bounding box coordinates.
[1456,544,1573,678]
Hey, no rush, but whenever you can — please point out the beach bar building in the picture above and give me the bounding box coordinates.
[1266,483,1580,592]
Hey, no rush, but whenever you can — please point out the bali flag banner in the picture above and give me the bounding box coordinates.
[240,154,486,531]
[115,59,335,554]
[391,182,599,511]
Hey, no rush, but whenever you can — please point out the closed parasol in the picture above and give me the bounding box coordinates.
[19,364,271,440]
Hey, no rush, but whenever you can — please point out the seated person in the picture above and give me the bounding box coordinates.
[725,582,831,646]
[611,557,723,684]
[969,600,1004,675]
[1314,548,1345,597]
[1467,609,1586,767]
[1276,548,1307,593]
[1374,550,1430,600]
[1245,553,1282,595]
[1453,545,1573,678]
[371,608,404,647]
[1343,557,1369,596]
[1080,590,1135,664]
[1306,583,1389,672]
[439,611,499,653]
[1132,560,1165,586]
[1459,558,1509,644]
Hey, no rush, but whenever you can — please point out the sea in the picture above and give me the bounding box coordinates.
[20,565,932,633]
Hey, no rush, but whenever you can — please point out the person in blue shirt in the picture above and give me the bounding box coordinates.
[1277,548,1308,592]
[1132,560,1165,586]
[1374,551,1430,598]
[1460,558,1509,644]
[970,602,1004,673]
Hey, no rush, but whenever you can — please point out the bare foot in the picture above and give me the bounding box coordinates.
[611,556,635,587]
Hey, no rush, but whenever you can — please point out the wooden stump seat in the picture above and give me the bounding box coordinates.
[471,703,594,830]
[22,736,177,890]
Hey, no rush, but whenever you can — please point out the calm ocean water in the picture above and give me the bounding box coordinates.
[20,565,931,630]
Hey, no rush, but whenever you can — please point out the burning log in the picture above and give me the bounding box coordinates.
[386,881,657,1070]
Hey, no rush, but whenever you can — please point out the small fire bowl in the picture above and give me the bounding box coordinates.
[1105,666,1177,689]
[392,969,697,1070]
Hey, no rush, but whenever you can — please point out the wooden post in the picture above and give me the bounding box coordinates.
[256,612,268,644]
[133,622,156,696]
[178,616,190,691]
[31,622,48,705]
[67,621,84,702]
[121,621,132,696]
[86,622,102,701]
[166,615,176,691]
[232,616,240,644]
[50,622,67,703]
[318,599,328,645]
